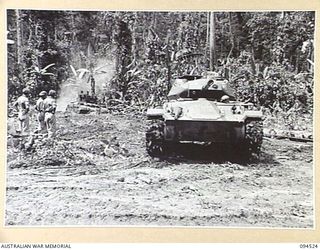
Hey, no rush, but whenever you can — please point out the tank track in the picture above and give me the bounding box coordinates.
[146,119,166,157]
[244,119,263,157]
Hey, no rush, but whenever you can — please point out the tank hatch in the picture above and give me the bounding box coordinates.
[168,74,235,101]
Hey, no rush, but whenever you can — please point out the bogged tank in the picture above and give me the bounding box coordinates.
[146,72,263,158]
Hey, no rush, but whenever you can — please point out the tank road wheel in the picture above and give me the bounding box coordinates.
[244,119,263,158]
[146,119,166,157]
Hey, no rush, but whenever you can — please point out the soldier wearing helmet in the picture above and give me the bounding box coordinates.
[220,95,230,103]
[35,91,47,134]
[43,89,57,138]
[14,87,30,134]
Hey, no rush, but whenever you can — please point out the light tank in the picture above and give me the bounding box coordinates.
[146,72,263,158]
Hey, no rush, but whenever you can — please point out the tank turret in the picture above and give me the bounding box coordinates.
[168,73,235,101]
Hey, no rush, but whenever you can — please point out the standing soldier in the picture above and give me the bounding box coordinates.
[14,88,30,135]
[43,90,57,138]
[35,91,47,134]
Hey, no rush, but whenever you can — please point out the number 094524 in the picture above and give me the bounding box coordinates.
[300,244,318,249]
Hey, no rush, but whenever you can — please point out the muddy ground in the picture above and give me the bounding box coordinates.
[5,111,314,227]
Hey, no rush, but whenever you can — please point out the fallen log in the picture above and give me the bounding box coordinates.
[263,128,313,142]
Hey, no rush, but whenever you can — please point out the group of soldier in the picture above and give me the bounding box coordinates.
[14,88,57,138]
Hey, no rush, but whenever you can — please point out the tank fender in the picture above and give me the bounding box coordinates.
[147,108,164,119]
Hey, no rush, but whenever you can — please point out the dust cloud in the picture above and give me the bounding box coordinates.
[56,79,79,112]
[56,59,115,112]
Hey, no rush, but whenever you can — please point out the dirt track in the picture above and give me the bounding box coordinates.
[5,112,314,227]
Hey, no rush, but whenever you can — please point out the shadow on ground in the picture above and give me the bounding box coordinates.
[158,143,279,166]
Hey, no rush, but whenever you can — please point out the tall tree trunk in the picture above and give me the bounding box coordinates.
[205,12,209,65]
[70,12,76,42]
[235,12,244,57]
[308,40,314,72]
[54,21,58,41]
[178,13,184,50]
[196,13,201,51]
[15,9,22,66]
[250,47,256,75]
[165,31,171,92]
[295,51,300,74]
[227,12,235,61]
[209,12,216,71]
[131,12,138,63]
[152,12,157,29]
[28,13,34,44]
[35,22,40,67]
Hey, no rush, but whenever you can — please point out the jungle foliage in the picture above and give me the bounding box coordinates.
[7,10,314,115]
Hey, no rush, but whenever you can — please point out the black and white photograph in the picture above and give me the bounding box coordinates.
[6,10,314,228]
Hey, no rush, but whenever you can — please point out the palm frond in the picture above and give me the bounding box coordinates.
[94,64,108,72]
[78,70,89,79]
[77,68,90,73]
[70,65,78,77]
[42,63,55,71]
[42,73,55,76]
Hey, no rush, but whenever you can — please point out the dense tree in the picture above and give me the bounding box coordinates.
[7,10,314,114]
